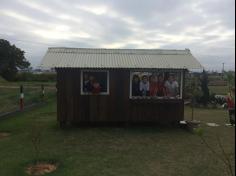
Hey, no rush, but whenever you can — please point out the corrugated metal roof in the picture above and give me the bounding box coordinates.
[40,47,203,70]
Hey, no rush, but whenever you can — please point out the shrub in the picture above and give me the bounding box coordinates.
[14,72,56,82]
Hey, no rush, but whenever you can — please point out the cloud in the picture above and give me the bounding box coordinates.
[76,5,108,15]
[0,10,43,25]
[0,0,234,71]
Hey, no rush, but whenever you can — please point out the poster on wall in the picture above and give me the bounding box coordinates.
[81,71,108,94]
[131,71,181,98]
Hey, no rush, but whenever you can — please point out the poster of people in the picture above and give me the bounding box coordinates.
[131,72,181,98]
[82,71,108,94]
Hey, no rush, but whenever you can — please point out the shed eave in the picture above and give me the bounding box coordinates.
[40,47,203,71]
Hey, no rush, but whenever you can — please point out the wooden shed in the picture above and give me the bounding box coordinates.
[40,48,202,126]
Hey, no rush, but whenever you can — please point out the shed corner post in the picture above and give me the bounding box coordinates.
[55,68,64,125]
[182,69,187,120]
[181,69,187,100]
[180,69,184,99]
[129,70,132,99]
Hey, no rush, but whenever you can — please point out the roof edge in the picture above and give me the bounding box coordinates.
[46,47,192,55]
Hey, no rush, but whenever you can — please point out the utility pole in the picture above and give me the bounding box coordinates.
[222,62,225,79]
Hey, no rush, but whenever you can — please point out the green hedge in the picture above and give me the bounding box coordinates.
[14,72,56,82]
[0,76,7,83]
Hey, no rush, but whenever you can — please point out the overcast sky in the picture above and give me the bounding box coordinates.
[0,0,235,71]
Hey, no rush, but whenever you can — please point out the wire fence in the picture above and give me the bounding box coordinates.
[0,84,56,115]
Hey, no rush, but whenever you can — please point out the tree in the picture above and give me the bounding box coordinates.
[224,71,235,92]
[194,128,234,176]
[0,39,30,81]
[200,70,210,106]
[188,74,202,120]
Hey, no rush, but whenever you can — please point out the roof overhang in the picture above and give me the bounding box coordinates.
[40,47,203,71]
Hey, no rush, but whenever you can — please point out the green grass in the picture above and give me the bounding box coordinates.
[0,76,7,83]
[0,81,56,114]
[209,85,229,95]
[0,101,235,176]
[0,80,56,87]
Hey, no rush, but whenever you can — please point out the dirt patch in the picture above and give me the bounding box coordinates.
[0,132,10,139]
[26,163,57,176]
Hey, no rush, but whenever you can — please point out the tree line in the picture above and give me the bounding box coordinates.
[0,39,30,81]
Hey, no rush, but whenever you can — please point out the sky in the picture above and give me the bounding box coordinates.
[0,0,235,71]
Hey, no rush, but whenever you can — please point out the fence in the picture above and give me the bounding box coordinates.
[0,84,56,116]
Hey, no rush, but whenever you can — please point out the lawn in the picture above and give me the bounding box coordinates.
[0,100,235,176]
[209,85,229,95]
[0,81,56,114]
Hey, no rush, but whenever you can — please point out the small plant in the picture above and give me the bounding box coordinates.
[224,72,235,92]
[188,75,202,120]
[27,121,58,175]
[29,122,42,163]
[194,128,234,176]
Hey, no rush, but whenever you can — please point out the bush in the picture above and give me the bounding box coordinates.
[200,70,210,106]
[14,72,56,82]
[0,75,7,83]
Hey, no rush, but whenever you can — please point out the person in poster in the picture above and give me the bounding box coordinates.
[83,73,91,93]
[164,74,179,97]
[140,75,150,96]
[132,74,141,96]
[157,74,167,97]
[91,78,101,94]
[149,74,158,96]
[87,75,101,94]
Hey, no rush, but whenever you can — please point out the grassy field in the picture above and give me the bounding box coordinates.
[0,100,234,176]
[0,78,234,175]
[0,81,56,114]
[0,84,228,114]
[0,75,229,114]
[209,85,229,95]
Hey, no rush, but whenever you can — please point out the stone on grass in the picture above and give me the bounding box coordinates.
[0,132,10,139]
[206,123,220,127]
[26,163,57,176]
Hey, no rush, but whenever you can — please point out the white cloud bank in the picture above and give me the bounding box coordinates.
[0,0,235,71]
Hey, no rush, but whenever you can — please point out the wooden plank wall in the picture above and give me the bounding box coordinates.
[56,68,184,124]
